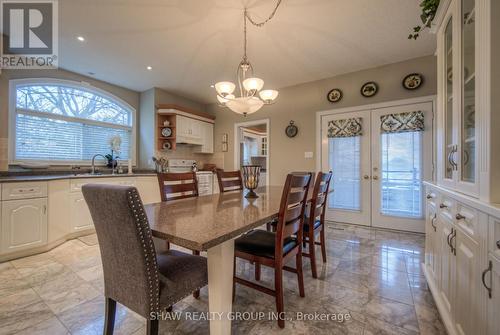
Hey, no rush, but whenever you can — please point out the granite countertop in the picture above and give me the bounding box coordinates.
[0,170,157,183]
[144,186,316,251]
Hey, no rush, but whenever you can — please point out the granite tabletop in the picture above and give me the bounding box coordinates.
[145,186,312,251]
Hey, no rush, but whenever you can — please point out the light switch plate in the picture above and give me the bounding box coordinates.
[304,152,313,159]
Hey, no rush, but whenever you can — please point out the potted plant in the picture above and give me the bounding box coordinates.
[408,0,440,40]
[106,135,122,168]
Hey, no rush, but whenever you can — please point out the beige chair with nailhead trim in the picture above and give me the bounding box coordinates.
[82,184,208,335]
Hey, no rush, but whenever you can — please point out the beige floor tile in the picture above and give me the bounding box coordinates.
[13,316,69,335]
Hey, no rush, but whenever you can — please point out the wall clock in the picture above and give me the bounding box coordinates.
[361,82,378,97]
[285,121,298,138]
[327,88,343,103]
[402,73,423,90]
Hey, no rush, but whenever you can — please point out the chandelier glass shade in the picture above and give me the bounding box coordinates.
[214,3,281,116]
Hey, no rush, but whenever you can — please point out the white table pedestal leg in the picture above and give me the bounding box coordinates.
[207,239,234,335]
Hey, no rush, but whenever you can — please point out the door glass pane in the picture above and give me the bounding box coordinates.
[381,131,422,218]
[328,136,361,211]
[462,0,475,183]
[444,17,454,179]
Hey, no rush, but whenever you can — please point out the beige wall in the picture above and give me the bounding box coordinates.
[0,68,140,171]
[208,55,437,186]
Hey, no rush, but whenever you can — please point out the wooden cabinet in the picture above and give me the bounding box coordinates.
[454,228,481,335]
[1,198,47,253]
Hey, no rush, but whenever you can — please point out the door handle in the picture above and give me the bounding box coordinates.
[450,229,456,255]
[482,261,493,299]
[447,228,454,249]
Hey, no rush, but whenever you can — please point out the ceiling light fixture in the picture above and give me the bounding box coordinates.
[147,66,153,71]
[213,1,281,116]
[77,36,85,42]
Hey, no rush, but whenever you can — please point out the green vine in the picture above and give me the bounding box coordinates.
[409,0,441,40]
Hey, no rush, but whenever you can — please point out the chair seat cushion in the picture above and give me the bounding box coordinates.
[235,230,297,259]
[303,219,321,232]
[157,249,208,307]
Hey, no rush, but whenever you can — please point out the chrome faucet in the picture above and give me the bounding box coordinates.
[91,154,106,175]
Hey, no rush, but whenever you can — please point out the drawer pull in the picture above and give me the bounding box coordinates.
[426,194,434,200]
[482,261,493,299]
[440,203,448,209]
[496,240,500,250]
[450,229,456,255]
[447,229,454,248]
[455,213,466,221]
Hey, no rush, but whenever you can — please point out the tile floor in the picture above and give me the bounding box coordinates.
[0,222,447,335]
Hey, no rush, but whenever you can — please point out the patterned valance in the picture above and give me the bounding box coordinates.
[327,118,362,138]
[380,111,424,134]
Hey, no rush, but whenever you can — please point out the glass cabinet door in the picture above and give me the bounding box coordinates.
[444,17,454,180]
[461,0,476,183]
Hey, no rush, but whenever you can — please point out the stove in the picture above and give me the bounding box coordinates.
[167,159,214,195]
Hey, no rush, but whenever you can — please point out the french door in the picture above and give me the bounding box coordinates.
[320,102,433,233]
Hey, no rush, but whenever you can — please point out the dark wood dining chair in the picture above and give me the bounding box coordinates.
[157,172,198,202]
[302,171,332,278]
[216,170,243,192]
[233,173,312,328]
[82,184,208,335]
[156,172,201,298]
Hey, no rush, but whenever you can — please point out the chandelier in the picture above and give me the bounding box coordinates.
[214,1,281,116]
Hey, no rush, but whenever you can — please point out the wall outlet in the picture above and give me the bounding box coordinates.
[304,152,313,159]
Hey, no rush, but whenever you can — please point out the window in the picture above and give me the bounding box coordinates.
[10,79,135,164]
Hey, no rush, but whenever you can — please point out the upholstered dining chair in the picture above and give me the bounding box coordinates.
[156,172,201,298]
[82,184,208,335]
[216,170,243,192]
[233,173,312,328]
[302,171,333,278]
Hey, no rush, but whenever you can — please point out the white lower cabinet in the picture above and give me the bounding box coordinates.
[69,193,93,232]
[425,200,439,282]
[439,217,455,316]
[486,254,500,335]
[454,228,481,335]
[1,198,48,253]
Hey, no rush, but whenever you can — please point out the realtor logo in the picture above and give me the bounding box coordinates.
[0,0,58,69]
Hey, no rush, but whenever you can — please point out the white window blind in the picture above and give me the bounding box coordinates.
[12,82,134,163]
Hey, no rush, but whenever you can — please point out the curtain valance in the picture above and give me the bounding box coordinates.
[380,111,424,134]
[327,118,362,138]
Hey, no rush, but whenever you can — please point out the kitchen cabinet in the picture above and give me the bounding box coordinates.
[425,195,439,283]
[454,227,481,335]
[176,115,202,145]
[435,0,499,201]
[486,254,500,335]
[194,121,214,154]
[69,193,93,232]
[1,198,47,253]
[439,216,455,317]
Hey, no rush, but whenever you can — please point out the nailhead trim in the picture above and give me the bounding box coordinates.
[127,188,160,313]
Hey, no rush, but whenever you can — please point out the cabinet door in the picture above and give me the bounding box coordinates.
[1,198,48,253]
[425,203,438,281]
[196,122,214,153]
[69,193,93,232]
[454,228,482,335]
[487,255,500,335]
[439,218,455,316]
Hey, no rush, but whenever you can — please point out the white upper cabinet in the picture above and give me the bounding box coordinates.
[176,115,203,145]
[194,121,214,154]
[435,0,499,202]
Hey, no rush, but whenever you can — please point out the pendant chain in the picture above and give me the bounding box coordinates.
[242,0,282,60]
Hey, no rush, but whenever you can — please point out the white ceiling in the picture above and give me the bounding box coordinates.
[59,0,436,104]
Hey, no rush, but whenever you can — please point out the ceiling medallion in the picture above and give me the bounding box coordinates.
[213,1,281,116]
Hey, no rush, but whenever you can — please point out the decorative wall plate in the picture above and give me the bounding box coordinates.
[285,121,298,138]
[327,88,343,103]
[161,127,172,137]
[162,141,172,150]
[361,82,378,97]
[402,73,423,90]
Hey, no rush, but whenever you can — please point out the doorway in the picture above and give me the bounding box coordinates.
[319,100,433,233]
[234,119,269,186]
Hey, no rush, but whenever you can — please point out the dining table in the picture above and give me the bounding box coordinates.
[143,185,316,335]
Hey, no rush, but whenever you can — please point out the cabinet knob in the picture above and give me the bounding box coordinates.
[496,240,500,249]
[440,203,448,209]
[426,194,433,199]
[372,176,379,180]
[456,213,466,221]
[363,175,370,180]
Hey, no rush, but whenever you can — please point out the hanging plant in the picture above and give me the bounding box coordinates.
[408,0,441,40]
